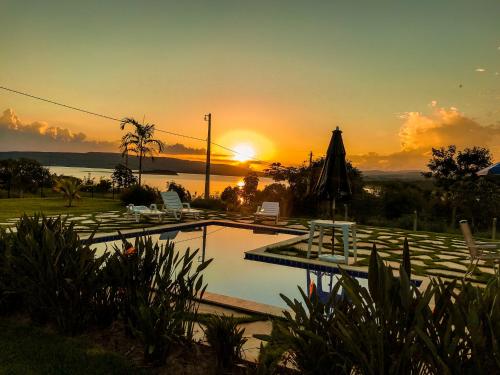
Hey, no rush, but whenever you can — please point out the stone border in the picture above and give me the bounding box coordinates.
[245,238,432,294]
[86,218,307,244]
[202,292,286,317]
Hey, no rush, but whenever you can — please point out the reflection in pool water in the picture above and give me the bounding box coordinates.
[93,225,368,309]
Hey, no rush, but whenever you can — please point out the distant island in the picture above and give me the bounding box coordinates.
[0,151,256,177]
[142,169,178,176]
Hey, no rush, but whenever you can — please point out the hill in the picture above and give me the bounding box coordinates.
[361,169,425,181]
[0,151,255,177]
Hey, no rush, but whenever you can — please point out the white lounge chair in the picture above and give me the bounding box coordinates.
[254,201,280,224]
[126,204,165,223]
[460,219,500,277]
[160,191,201,221]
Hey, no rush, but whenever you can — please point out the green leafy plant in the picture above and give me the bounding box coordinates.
[8,214,109,335]
[419,275,500,374]
[53,177,82,207]
[203,314,247,371]
[258,241,500,375]
[257,286,352,375]
[331,245,434,374]
[0,228,17,314]
[106,235,212,364]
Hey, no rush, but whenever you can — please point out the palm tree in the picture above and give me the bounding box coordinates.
[119,117,165,186]
[54,178,81,207]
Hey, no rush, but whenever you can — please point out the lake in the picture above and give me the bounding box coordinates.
[47,166,275,197]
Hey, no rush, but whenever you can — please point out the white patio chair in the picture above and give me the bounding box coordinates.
[460,219,500,278]
[254,201,280,224]
[160,191,201,221]
[126,203,165,223]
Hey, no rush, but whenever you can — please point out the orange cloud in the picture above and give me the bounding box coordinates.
[351,104,500,170]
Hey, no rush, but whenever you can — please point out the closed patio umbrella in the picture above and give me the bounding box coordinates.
[313,126,352,254]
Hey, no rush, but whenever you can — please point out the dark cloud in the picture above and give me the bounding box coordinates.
[163,143,205,155]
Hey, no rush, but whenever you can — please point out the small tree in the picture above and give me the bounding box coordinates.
[0,158,50,198]
[242,172,259,205]
[423,145,493,227]
[112,164,137,189]
[221,186,240,210]
[0,159,17,198]
[54,178,82,207]
[95,178,112,193]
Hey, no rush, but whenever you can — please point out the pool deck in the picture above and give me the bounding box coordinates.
[3,207,498,285]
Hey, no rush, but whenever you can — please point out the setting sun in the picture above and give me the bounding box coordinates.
[216,130,276,166]
[233,143,256,162]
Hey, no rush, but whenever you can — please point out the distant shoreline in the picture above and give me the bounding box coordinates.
[0,151,259,177]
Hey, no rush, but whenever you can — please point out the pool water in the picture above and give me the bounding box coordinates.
[93,225,368,309]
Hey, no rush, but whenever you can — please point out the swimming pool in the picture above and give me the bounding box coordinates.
[91,224,368,309]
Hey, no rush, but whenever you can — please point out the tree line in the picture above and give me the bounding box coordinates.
[214,145,498,234]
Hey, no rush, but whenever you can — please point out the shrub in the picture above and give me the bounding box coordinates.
[120,184,159,206]
[106,235,212,364]
[0,228,17,314]
[191,197,226,211]
[8,214,109,335]
[258,243,500,374]
[166,181,191,202]
[95,178,113,193]
[221,186,240,211]
[257,287,352,375]
[204,315,247,371]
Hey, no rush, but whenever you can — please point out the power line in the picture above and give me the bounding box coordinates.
[0,85,260,161]
[0,85,209,143]
[0,85,122,122]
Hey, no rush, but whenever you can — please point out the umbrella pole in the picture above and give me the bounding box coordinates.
[331,199,336,256]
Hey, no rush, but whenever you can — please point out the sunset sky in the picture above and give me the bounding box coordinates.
[1,0,499,170]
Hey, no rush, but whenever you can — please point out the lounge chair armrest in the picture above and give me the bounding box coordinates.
[256,206,261,213]
[182,202,191,209]
[150,203,158,211]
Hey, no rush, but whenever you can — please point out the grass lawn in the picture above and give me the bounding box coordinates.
[0,318,140,375]
[0,197,123,223]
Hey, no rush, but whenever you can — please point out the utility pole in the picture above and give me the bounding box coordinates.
[204,113,211,199]
[306,151,313,195]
